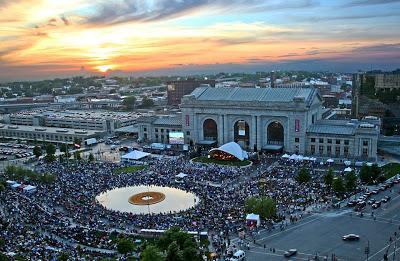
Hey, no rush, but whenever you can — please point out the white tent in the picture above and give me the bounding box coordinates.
[23,185,37,194]
[309,157,317,161]
[289,154,298,160]
[303,156,310,161]
[366,162,373,167]
[344,161,352,166]
[209,142,248,161]
[121,150,150,161]
[11,183,21,190]
[175,173,188,179]
[296,155,304,161]
[281,153,290,159]
[344,167,353,172]
[326,158,334,163]
[246,213,261,227]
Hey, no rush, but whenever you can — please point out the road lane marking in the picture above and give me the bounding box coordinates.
[367,236,400,260]
[248,249,310,260]
[258,217,320,241]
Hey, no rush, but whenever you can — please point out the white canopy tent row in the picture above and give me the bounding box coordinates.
[344,167,353,172]
[326,158,334,163]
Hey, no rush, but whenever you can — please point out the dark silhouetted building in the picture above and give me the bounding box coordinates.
[167,79,215,105]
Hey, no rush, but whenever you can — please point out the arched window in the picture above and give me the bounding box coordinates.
[234,120,250,145]
[267,121,284,145]
[203,119,218,141]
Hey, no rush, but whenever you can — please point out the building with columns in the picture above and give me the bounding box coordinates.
[179,87,379,161]
[181,87,323,154]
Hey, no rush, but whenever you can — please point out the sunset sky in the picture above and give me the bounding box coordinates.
[0,0,399,80]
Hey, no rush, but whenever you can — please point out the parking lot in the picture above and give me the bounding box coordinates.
[247,177,400,261]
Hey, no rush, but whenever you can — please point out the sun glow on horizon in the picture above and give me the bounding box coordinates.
[96,65,113,73]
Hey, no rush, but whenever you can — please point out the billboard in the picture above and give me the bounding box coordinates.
[169,132,185,145]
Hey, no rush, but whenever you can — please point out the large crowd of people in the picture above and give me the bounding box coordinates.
[0,153,340,259]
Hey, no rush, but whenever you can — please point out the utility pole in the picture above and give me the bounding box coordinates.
[365,240,370,261]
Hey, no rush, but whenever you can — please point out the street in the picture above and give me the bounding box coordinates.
[246,183,400,261]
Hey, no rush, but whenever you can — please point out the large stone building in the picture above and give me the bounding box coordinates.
[179,87,379,161]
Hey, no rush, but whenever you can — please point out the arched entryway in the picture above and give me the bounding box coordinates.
[234,120,250,146]
[203,119,218,141]
[267,121,284,145]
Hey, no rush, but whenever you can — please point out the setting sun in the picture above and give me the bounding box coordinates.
[97,65,113,73]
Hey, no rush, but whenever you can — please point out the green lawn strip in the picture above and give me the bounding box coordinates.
[192,156,251,167]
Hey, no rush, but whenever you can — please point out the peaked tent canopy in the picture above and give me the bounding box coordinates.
[121,150,151,161]
[209,142,248,161]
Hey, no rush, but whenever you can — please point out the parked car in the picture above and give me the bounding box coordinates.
[342,234,360,241]
[367,199,376,205]
[381,196,391,203]
[284,249,297,257]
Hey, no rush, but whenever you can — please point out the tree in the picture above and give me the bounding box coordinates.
[345,171,357,192]
[141,96,154,108]
[45,144,56,162]
[245,196,276,219]
[332,177,345,196]
[74,151,81,161]
[88,153,95,162]
[324,169,334,188]
[296,168,311,184]
[73,138,81,146]
[359,165,372,184]
[117,238,135,255]
[33,145,42,158]
[166,241,183,261]
[123,96,136,110]
[57,252,69,261]
[370,164,381,182]
[141,245,164,261]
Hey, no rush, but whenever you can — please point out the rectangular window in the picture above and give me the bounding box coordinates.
[161,129,164,133]
[336,139,341,145]
[362,148,368,157]
[335,147,340,156]
[327,146,332,154]
[295,138,300,143]
[344,147,349,156]
[311,138,316,143]
[186,131,190,136]
[327,139,332,144]
[310,145,315,155]
[319,145,324,155]
[363,140,369,146]
[344,140,349,145]
[319,138,324,143]
[155,128,158,132]
[144,127,147,132]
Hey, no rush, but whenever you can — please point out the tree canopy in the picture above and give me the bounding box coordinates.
[245,196,276,219]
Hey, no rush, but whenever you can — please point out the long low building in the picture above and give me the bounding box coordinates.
[0,124,104,144]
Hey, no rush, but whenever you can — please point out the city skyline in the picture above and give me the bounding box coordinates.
[0,0,400,80]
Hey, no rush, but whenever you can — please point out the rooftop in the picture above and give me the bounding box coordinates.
[307,119,379,135]
[186,87,317,104]
[0,124,101,135]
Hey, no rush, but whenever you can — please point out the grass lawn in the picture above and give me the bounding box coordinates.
[192,156,251,167]
[113,165,146,174]
[381,163,400,179]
